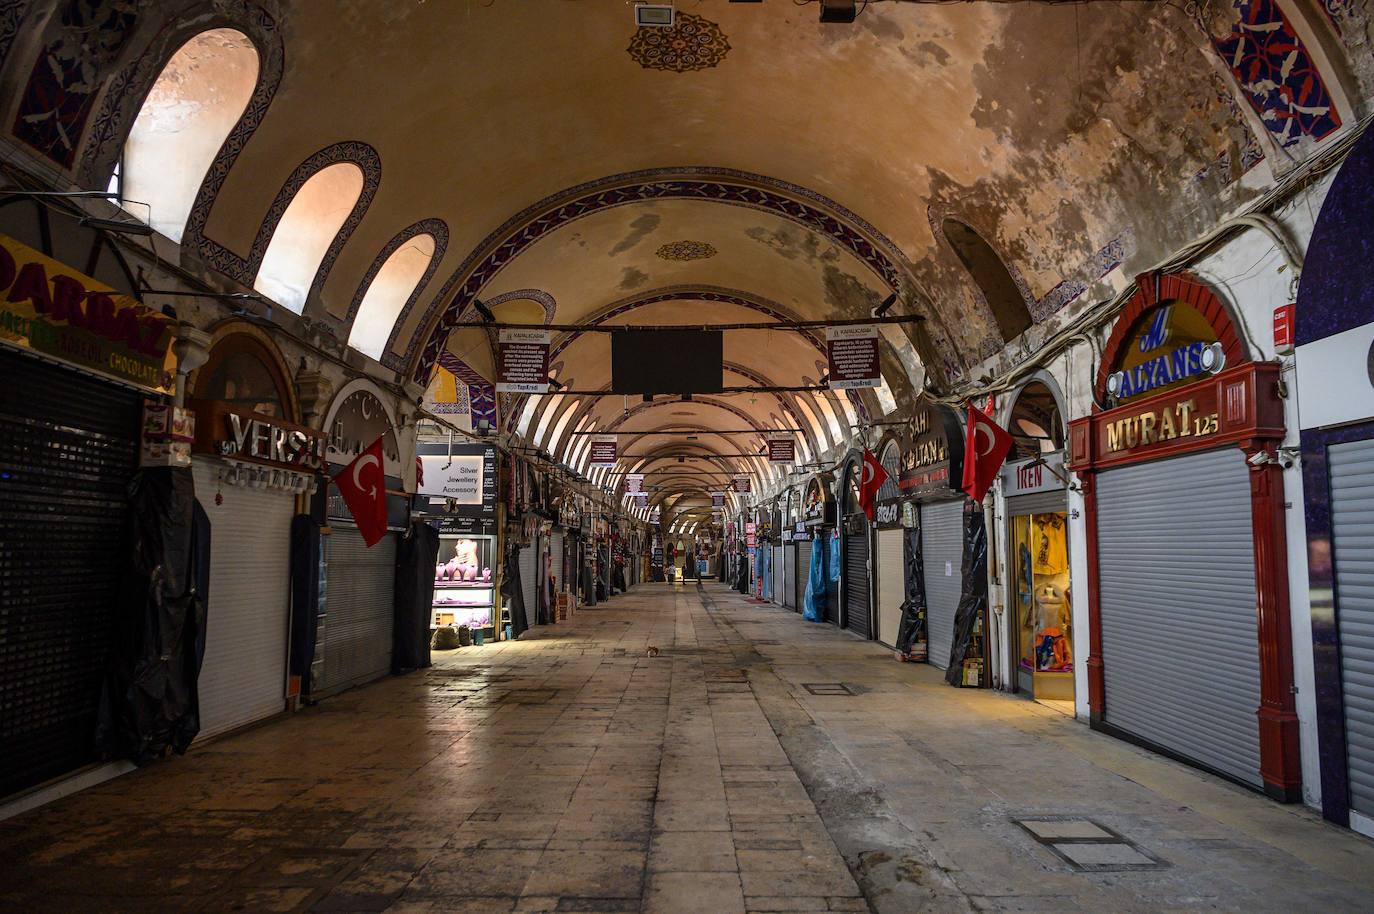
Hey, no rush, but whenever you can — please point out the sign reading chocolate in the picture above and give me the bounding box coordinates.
[191,399,325,469]
[0,232,175,393]
[1103,302,1226,402]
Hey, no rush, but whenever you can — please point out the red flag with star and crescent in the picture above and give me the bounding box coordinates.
[960,403,1013,504]
[334,435,389,546]
[858,448,889,522]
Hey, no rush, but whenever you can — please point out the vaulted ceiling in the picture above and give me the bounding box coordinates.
[8,0,1359,524]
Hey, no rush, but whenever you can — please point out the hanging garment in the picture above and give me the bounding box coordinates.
[1033,514,1068,575]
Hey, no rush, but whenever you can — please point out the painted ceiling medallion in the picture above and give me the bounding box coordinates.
[655,240,718,261]
[627,12,730,73]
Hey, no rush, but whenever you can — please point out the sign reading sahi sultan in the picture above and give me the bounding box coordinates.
[0,232,175,393]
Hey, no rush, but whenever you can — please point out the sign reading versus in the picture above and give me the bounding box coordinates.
[496,328,551,393]
[767,438,796,463]
[589,436,617,467]
[0,232,176,393]
[191,401,326,470]
[826,325,881,389]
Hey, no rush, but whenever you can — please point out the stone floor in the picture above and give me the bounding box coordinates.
[3,583,1374,913]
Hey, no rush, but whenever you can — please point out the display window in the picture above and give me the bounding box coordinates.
[1010,511,1073,702]
[433,534,497,629]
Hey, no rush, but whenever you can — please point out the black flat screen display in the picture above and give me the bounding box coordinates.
[611,330,723,395]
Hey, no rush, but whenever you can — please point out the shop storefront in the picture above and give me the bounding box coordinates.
[781,489,798,610]
[313,382,408,698]
[771,503,785,605]
[899,403,968,671]
[1294,128,1374,833]
[0,233,175,798]
[189,326,318,738]
[839,451,873,639]
[418,442,500,638]
[800,472,837,622]
[873,438,909,648]
[1000,380,1073,706]
[1069,272,1299,799]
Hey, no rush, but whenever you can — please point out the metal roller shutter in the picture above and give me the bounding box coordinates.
[1330,439,1374,816]
[843,520,871,639]
[1006,490,1068,517]
[0,350,140,798]
[1097,448,1262,788]
[551,532,565,595]
[795,540,812,612]
[922,500,964,669]
[316,527,395,698]
[519,542,538,628]
[772,546,784,603]
[193,460,292,739]
[877,528,904,647]
[783,545,797,608]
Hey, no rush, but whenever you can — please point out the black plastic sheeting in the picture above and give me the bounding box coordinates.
[894,526,926,656]
[504,546,528,638]
[289,514,321,697]
[394,521,438,673]
[945,508,989,688]
[97,467,208,765]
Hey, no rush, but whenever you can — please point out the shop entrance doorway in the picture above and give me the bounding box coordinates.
[1009,511,1073,710]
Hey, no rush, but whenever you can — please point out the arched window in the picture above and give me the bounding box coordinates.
[255,163,364,313]
[349,233,436,359]
[942,218,1032,342]
[117,30,259,242]
[1008,380,1064,458]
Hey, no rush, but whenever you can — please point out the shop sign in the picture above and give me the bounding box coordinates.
[874,501,901,527]
[732,475,751,493]
[711,492,725,507]
[1103,395,1219,455]
[417,443,497,516]
[589,436,617,467]
[793,520,811,541]
[496,328,551,393]
[802,473,836,527]
[325,389,401,476]
[1103,302,1224,403]
[826,325,881,389]
[191,400,325,469]
[767,438,795,463]
[0,232,175,393]
[898,404,964,497]
[745,522,757,548]
[1000,451,1066,497]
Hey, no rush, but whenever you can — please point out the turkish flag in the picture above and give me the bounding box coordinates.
[960,404,1013,504]
[858,448,889,522]
[333,435,389,546]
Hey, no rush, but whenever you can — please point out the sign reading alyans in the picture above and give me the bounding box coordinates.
[589,436,618,467]
[826,325,881,389]
[767,438,796,463]
[496,328,551,393]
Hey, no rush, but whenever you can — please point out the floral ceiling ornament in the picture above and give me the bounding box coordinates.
[655,240,718,261]
[627,12,730,73]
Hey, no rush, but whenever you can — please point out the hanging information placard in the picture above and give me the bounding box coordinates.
[826,325,881,389]
[626,473,645,493]
[589,436,618,467]
[711,492,725,508]
[732,475,751,493]
[495,328,551,393]
[767,438,796,463]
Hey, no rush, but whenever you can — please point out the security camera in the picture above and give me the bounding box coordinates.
[1246,450,1275,467]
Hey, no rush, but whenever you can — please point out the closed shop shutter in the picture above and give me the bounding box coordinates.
[551,532,565,594]
[1329,439,1374,815]
[795,540,812,612]
[922,499,964,669]
[192,460,292,739]
[1097,448,1262,788]
[843,520,871,639]
[1006,490,1068,517]
[519,541,538,628]
[877,528,905,647]
[783,544,797,608]
[772,546,784,603]
[0,350,140,798]
[315,526,395,698]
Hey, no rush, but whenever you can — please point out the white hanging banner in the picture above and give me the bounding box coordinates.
[826,325,881,389]
[496,328,551,393]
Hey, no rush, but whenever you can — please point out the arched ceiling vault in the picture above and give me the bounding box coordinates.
[72,0,1352,505]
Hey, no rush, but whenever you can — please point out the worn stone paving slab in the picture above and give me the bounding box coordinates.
[2,582,1374,913]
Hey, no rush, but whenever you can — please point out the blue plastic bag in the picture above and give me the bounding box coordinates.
[803,535,827,622]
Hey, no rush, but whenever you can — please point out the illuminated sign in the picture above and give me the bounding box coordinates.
[1104,302,1225,402]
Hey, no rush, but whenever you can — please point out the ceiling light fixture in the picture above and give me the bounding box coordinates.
[634,3,675,27]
